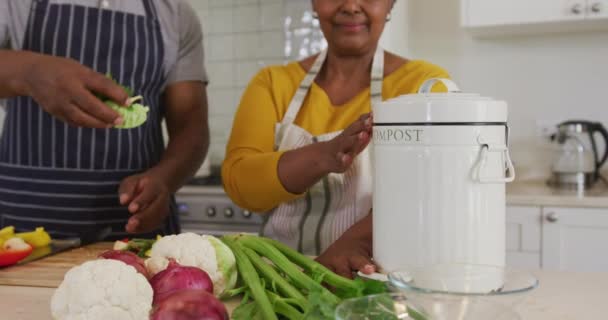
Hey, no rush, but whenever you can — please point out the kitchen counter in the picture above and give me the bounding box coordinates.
[1,271,606,319]
[507,179,608,208]
[0,243,606,319]
[178,179,608,209]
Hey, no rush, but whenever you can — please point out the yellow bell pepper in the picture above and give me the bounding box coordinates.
[0,226,14,238]
[0,226,15,247]
[15,227,52,248]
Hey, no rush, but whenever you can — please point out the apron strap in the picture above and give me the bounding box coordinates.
[277,47,385,147]
[281,50,328,127]
[142,0,160,20]
[370,47,384,106]
[32,0,50,6]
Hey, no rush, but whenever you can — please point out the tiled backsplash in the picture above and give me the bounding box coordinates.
[189,0,326,165]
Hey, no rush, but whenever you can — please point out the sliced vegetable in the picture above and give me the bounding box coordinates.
[98,250,149,279]
[0,226,14,238]
[106,100,149,129]
[15,227,51,248]
[0,238,33,267]
[150,289,229,320]
[0,226,15,247]
[97,74,149,129]
[113,239,129,251]
[123,238,157,258]
[149,259,214,305]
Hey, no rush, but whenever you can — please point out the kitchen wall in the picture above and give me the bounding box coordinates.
[188,0,327,165]
[190,0,408,166]
[406,0,608,179]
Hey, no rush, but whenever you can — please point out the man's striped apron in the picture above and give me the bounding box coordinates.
[0,0,178,239]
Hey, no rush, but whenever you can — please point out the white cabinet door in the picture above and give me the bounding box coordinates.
[542,207,608,272]
[587,0,608,19]
[506,206,542,268]
[463,0,587,27]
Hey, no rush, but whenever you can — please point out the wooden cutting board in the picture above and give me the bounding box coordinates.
[0,242,114,288]
[0,241,241,319]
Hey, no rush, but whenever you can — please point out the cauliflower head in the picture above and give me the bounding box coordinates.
[145,233,237,296]
[51,259,153,320]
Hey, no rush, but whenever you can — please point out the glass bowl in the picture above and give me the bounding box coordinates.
[387,264,539,310]
[335,292,522,320]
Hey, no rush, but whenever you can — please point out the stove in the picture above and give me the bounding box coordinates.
[175,171,264,237]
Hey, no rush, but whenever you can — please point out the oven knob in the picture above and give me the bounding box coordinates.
[177,204,189,215]
[224,208,234,218]
[206,207,216,217]
[243,210,252,218]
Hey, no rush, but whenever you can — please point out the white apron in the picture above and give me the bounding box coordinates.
[262,47,385,255]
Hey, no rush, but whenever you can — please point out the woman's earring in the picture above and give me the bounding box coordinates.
[312,11,319,20]
[386,13,392,21]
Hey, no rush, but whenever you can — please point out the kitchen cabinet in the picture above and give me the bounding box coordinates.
[542,207,608,272]
[506,204,608,271]
[506,206,542,269]
[461,0,608,36]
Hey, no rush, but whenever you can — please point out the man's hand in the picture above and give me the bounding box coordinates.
[20,52,128,128]
[118,172,171,234]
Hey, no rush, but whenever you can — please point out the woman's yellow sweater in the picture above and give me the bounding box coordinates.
[222,60,449,212]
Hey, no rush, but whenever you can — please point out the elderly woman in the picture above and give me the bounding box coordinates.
[222,0,449,276]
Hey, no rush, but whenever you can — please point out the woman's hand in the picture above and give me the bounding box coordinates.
[320,112,373,174]
[19,52,128,128]
[118,172,171,234]
[277,112,373,194]
[316,213,376,278]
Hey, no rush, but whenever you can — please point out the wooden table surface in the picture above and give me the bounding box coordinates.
[0,242,112,288]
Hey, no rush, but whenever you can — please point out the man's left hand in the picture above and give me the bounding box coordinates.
[118,173,170,234]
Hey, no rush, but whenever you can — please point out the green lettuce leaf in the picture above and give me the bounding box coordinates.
[97,73,149,129]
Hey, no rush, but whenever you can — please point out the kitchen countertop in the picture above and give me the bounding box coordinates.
[0,243,606,319]
[1,270,606,319]
[177,179,608,208]
[507,179,608,208]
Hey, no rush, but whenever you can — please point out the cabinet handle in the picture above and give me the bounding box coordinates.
[591,2,602,13]
[571,3,583,14]
[546,212,559,223]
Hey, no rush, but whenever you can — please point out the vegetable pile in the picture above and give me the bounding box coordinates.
[51,232,390,319]
[98,74,149,129]
[221,234,387,320]
[51,234,230,320]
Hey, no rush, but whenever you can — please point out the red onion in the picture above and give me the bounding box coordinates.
[150,289,228,320]
[98,250,149,279]
[150,260,214,305]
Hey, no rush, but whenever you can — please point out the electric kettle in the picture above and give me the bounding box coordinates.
[549,120,608,189]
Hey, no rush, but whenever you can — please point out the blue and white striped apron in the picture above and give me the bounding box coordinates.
[0,0,179,239]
